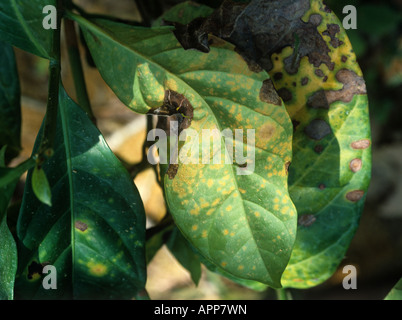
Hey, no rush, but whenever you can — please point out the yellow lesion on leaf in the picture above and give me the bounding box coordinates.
[165,78,178,91]
[87,261,108,277]
[190,207,200,216]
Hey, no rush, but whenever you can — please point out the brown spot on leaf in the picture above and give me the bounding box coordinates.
[150,90,194,134]
[307,90,329,109]
[341,55,348,63]
[318,183,326,190]
[309,14,322,26]
[277,87,292,102]
[346,190,365,202]
[75,220,88,232]
[148,90,194,180]
[321,2,332,13]
[301,77,309,86]
[27,261,43,279]
[351,139,370,149]
[273,72,283,81]
[236,162,248,168]
[285,161,291,174]
[315,69,325,77]
[298,214,316,227]
[258,123,276,141]
[167,164,179,180]
[304,119,332,140]
[314,144,324,153]
[326,69,367,104]
[27,261,49,280]
[259,79,282,105]
[322,24,344,48]
[349,158,362,172]
[307,69,367,109]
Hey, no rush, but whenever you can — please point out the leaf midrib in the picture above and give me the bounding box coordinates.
[59,89,76,296]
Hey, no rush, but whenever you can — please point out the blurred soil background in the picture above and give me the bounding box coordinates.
[9,0,402,299]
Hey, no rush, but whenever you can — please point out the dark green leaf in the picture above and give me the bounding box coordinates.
[0,158,35,190]
[0,41,21,162]
[0,150,23,300]
[0,0,57,59]
[0,146,6,166]
[15,86,146,299]
[0,182,17,301]
[166,227,202,285]
[145,221,174,264]
[0,214,17,300]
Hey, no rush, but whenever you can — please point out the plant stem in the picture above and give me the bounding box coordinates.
[38,0,63,159]
[276,288,291,300]
[64,18,95,124]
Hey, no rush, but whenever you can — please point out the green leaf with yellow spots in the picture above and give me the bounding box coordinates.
[238,0,371,288]
[71,12,297,288]
[151,0,371,289]
[14,86,146,299]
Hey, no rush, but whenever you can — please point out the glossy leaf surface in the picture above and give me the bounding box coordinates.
[0,0,56,59]
[15,86,146,299]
